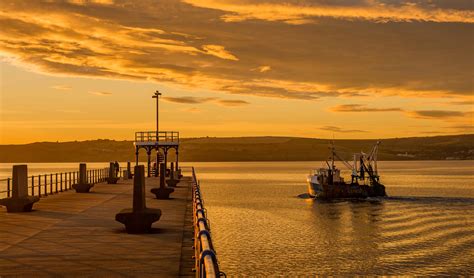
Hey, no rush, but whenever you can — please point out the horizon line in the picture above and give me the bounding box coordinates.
[1,133,473,146]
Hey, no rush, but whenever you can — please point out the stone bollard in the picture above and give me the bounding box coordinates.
[115,165,162,233]
[0,165,40,212]
[151,163,174,199]
[166,162,179,187]
[127,161,133,179]
[72,163,94,193]
[106,162,120,184]
[123,170,129,180]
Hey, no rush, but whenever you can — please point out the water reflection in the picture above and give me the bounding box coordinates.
[195,161,474,276]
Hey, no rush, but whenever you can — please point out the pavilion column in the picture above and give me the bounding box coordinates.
[164,148,168,176]
[155,150,160,177]
[175,149,179,171]
[135,147,139,166]
[146,148,151,178]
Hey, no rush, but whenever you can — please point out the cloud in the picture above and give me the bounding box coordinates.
[202,45,238,61]
[0,0,472,104]
[252,65,271,73]
[408,110,467,119]
[67,0,115,5]
[51,85,72,90]
[183,0,474,24]
[450,100,474,105]
[449,125,474,131]
[182,107,201,113]
[331,104,403,112]
[162,96,215,104]
[89,91,112,96]
[162,96,249,106]
[319,125,368,133]
[216,99,249,106]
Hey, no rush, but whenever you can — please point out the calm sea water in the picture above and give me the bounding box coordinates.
[194,161,474,276]
[1,161,473,275]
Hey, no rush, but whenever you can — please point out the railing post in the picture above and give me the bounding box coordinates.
[38,175,42,197]
[69,172,72,189]
[44,175,48,196]
[50,174,53,194]
[31,176,35,196]
[55,173,58,193]
[7,177,11,198]
[60,173,63,192]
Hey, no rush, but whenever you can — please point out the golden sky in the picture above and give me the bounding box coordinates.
[0,0,473,144]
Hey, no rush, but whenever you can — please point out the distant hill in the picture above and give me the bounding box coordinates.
[0,135,473,162]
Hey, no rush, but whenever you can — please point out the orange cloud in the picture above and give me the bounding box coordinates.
[202,45,239,61]
[51,85,72,90]
[252,65,271,73]
[407,110,468,119]
[89,91,112,96]
[318,126,368,133]
[331,104,403,112]
[216,99,249,106]
[162,96,249,107]
[183,0,474,24]
[0,0,472,105]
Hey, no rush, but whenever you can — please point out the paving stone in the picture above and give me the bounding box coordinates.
[0,175,194,277]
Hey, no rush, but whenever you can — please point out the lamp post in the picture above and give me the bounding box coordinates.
[152,91,162,176]
[152,91,161,140]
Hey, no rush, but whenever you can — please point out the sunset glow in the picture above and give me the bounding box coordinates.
[0,0,472,144]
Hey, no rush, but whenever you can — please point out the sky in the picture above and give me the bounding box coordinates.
[0,0,473,144]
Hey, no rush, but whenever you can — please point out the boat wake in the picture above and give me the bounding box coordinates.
[297,193,313,199]
[386,195,474,205]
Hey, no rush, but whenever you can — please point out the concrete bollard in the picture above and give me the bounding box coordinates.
[115,165,162,233]
[127,161,133,179]
[123,170,129,180]
[0,165,40,212]
[151,163,174,199]
[79,163,87,184]
[72,163,94,193]
[106,162,119,184]
[166,162,179,187]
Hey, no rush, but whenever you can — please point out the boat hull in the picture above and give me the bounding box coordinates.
[307,175,386,199]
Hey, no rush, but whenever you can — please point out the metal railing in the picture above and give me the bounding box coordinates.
[192,167,224,278]
[0,168,113,199]
[135,131,179,143]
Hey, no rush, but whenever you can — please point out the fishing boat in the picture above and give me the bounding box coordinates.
[307,141,386,199]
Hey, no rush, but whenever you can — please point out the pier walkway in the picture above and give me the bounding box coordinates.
[0,176,193,277]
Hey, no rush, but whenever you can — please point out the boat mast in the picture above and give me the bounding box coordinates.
[331,140,335,170]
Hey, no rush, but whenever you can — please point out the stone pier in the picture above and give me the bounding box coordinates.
[0,171,194,276]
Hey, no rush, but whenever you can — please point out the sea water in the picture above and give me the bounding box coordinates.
[0,161,473,275]
[194,161,474,276]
